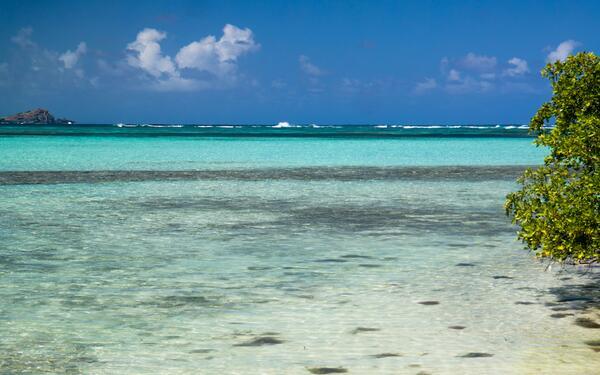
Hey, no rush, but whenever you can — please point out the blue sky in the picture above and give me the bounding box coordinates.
[0,0,598,124]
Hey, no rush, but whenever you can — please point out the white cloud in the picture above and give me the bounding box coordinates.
[413,77,437,94]
[438,56,495,94]
[127,28,178,78]
[503,57,529,77]
[340,77,362,94]
[175,24,258,77]
[437,53,499,93]
[546,40,580,62]
[153,76,208,91]
[298,55,325,93]
[299,55,323,76]
[338,77,386,95]
[436,54,538,95]
[480,72,496,80]
[428,50,540,95]
[440,57,449,74]
[214,24,259,62]
[175,36,224,74]
[9,28,58,74]
[447,69,461,81]
[59,42,87,69]
[446,76,493,94]
[460,52,497,71]
[125,24,258,91]
[11,27,35,48]
[271,79,286,89]
[5,27,96,90]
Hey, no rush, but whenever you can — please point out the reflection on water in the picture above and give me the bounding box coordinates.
[1,169,599,374]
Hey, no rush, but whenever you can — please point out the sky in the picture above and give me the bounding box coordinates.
[0,0,599,124]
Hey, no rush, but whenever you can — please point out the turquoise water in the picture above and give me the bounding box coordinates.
[0,124,546,171]
[1,125,599,374]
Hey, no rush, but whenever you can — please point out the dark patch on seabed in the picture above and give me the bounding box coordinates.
[138,295,215,309]
[307,367,348,374]
[188,349,215,354]
[0,165,533,185]
[458,352,494,358]
[233,336,284,346]
[586,340,600,352]
[574,318,600,329]
[0,346,97,374]
[257,201,509,235]
[551,313,575,319]
[314,258,348,263]
[539,271,600,330]
[359,263,382,268]
[340,254,374,259]
[2,188,511,237]
[350,327,380,334]
[371,352,403,358]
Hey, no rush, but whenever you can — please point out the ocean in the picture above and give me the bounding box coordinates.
[1,124,598,374]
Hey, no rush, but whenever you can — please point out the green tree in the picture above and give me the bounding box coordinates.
[505,52,600,263]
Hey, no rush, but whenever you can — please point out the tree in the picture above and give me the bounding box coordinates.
[505,52,600,263]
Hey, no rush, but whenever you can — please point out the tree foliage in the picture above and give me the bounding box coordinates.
[505,52,600,263]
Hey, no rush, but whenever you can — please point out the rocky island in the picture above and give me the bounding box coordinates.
[0,108,74,125]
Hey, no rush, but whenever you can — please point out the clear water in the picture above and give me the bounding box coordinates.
[1,126,598,374]
[0,136,544,171]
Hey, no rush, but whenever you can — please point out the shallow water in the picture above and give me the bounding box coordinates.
[0,126,545,171]
[0,127,598,374]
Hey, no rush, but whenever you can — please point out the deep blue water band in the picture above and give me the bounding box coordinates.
[0,124,540,138]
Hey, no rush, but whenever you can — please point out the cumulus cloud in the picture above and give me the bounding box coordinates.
[11,27,35,48]
[480,72,496,80]
[299,55,323,76]
[59,42,87,69]
[125,24,258,90]
[176,37,222,74]
[214,24,259,62]
[546,40,580,62]
[459,52,497,71]
[4,27,94,92]
[432,52,531,94]
[446,76,493,94]
[435,54,498,94]
[503,57,529,77]
[298,55,325,92]
[427,53,535,95]
[127,28,178,78]
[447,69,461,82]
[413,77,437,94]
[175,24,258,77]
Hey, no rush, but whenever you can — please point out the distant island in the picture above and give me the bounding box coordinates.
[0,108,74,125]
